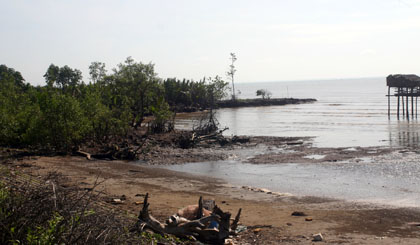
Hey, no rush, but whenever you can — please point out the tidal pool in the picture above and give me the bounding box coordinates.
[158,151,420,207]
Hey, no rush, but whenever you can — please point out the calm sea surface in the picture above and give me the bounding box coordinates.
[178,77,420,148]
[164,78,420,207]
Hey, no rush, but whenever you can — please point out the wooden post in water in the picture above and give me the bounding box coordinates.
[405,91,410,119]
[402,88,405,117]
[397,88,400,119]
[411,88,414,119]
[387,75,420,120]
[388,87,391,119]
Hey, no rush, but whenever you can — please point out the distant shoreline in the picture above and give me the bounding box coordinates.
[216,97,317,108]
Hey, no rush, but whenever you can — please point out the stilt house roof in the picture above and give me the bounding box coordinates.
[387,74,420,88]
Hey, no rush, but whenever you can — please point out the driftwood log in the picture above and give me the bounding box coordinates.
[133,193,241,244]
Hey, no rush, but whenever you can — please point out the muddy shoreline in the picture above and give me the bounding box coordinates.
[3,135,420,244]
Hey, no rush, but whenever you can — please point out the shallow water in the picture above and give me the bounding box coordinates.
[171,78,420,207]
[177,78,420,148]
[162,151,420,207]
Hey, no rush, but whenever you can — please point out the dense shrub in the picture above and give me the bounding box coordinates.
[0,172,139,244]
[0,60,228,151]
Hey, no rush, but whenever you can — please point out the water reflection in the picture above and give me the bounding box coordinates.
[227,108,239,136]
[389,121,420,147]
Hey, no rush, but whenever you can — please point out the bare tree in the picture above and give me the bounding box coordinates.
[227,53,237,101]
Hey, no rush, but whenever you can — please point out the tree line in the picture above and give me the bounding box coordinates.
[0,57,229,152]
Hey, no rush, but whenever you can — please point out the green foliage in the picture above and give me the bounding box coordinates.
[28,91,88,151]
[206,76,229,107]
[26,213,64,245]
[0,64,26,89]
[163,76,228,110]
[0,59,229,151]
[110,57,162,128]
[44,64,83,96]
[88,61,107,84]
[79,84,127,142]
[0,68,37,147]
[149,96,173,133]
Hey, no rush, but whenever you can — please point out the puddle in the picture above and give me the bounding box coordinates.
[344,147,358,152]
[303,154,325,160]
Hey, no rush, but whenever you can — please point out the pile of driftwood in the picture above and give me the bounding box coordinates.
[176,109,230,149]
[133,194,241,244]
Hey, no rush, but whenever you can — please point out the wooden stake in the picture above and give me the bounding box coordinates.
[388,86,391,119]
[402,88,405,117]
[397,88,400,120]
[411,88,414,119]
[406,93,409,119]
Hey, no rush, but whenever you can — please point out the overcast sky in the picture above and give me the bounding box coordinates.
[1,0,420,85]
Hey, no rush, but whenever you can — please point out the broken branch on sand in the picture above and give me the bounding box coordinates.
[133,193,241,244]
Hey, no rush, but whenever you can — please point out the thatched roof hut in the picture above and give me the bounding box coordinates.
[387,74,420,88]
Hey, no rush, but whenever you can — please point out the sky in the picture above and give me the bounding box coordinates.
[1,0,420,86]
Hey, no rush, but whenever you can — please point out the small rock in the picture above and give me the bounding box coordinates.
[224,238,234,245]
[287,141,303,145]
[253,228,262,233]
[286,223,293,226]
[112,198,123,204]
[134,201,143,205]
[135,193,145,197]
[258,188,271,193]
[291,211,307,216]
[312,233,323,242]
[305,217,313,221]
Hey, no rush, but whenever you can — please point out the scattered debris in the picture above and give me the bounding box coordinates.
[407,222,420,226]
[258,188,272,194]
[312,233,323,242]
[128,169,143,173]
[224,238,235,245]
[133,194,242,244]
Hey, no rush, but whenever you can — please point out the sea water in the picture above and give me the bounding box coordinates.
[167,78,420,207]
[216,77,420,148]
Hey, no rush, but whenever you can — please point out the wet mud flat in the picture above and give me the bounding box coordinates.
[3,136,420,244]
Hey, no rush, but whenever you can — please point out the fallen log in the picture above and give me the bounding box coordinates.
[133,193,242,244]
